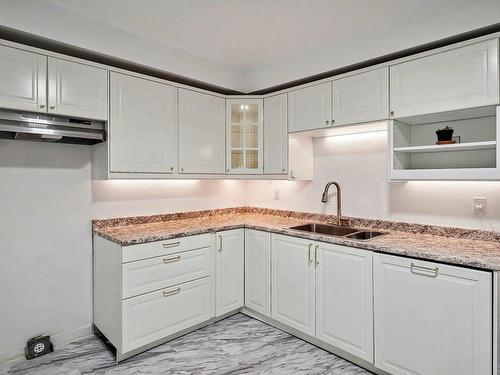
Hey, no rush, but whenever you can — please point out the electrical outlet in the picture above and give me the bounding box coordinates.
[273,189,280,200]
[472,197,486,215]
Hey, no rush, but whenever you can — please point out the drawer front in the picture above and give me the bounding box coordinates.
[122,233,213,263]
[122,247,211,299]
[122,277,213,353]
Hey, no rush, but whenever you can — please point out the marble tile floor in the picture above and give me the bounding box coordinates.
[0,314,372,375]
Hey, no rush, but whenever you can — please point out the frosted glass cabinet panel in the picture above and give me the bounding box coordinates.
[226,99,263,174]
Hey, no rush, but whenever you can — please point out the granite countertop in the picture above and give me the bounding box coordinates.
[93,208,500,271]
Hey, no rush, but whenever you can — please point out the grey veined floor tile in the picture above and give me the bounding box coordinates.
[1,314,372,375]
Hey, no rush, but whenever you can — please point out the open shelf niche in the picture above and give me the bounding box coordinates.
[389,105,500,180]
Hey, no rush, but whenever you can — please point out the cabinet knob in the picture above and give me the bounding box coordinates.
[331,119,335,125]
[49,105,56,110]
[282,168,286,173]
[325,120,329,125]
[290,170,295,179]
[226,168,229,172]
[170,166,174,171]
[181,167,184,172]
[390,110,395,116]
[39,104,45,109]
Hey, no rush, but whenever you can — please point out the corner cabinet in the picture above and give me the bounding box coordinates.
[178,89,226,174]
[226,99,263,174]
[244,229,271,316]
[215,229,244,316]
[374,253,492,375]
[109,72,178,174]
[390,39,499,118]
[264,94,288,174]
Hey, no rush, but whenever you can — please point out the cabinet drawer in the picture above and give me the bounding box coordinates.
[122,277,213,353]
[122,233,212,263]
[122,247,211,298]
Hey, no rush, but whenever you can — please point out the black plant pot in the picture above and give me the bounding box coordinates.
[436,129,454,142]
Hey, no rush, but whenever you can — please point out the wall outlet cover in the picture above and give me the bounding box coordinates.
[472,197,486,215]
[25,334,53,360]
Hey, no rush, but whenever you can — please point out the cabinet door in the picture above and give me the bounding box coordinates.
[271,234,315,336]
[316,243,373,362]
[122,277,212,353]
[0,45,46,113]
[110,72,178,173]
[333,68,388,126]
[288,82,332,132]
[244,229,271,316]
[48,58,108,120]
[264,94,288,174]
[226,99,263,174]
[374,254,492,375]
[390,39,499,118]
[215,229,244,316]
[178,89,225,173]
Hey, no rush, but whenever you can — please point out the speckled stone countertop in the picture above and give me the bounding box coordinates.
[93,207,500,271]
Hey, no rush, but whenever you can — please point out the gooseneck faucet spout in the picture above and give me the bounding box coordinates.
[321,181,342,225]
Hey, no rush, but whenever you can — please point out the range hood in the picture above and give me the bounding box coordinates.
[0,110,105,145]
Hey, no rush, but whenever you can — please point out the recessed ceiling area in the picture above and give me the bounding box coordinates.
[6,0,500,91]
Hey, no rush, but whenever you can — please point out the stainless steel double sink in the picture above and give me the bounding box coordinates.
[289,223,385,241]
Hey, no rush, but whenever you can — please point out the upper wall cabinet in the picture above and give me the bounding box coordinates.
[226,98,263,174]
[264,93,288,174]
[110,72,178,173]
[47,57,108,120]
[0,44,108,120]
[288,82,332,132]
[390,39,499,118]
[0,45,47,113]
[179,89,225,174]
[333,67,389,125]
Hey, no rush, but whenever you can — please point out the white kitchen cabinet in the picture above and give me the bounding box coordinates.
[226,99,263,174]
[109,72,178,173]
[215,229,244,316]
[374,253,492,375]
[390,39,499,118]
[288,82,332,132]
[122,277,212,353]
[0,44,46,113]
[316,243,373,362]
[178,89,225,174]
[271,234,315,336]
[333,68,388,125]
[244,229,271,316]
[264,93,288,174]
[47,57,108,120]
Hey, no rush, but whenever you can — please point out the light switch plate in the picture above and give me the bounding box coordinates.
[273,189,280,200]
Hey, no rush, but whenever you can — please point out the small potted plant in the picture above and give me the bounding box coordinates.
[435,125,455,144]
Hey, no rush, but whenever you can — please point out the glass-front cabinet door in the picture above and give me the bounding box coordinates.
[226,99,264,174]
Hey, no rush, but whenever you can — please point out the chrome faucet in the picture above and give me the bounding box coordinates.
[321,181,342,225]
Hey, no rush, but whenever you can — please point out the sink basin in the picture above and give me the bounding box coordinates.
[345,231,385,240]
[289,223,386,241]
[289,223,359,237]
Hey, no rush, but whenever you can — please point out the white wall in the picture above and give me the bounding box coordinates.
[243,0,500,91]
[0,0,244,91]
[246,130,500,231]
[0,139,245,359]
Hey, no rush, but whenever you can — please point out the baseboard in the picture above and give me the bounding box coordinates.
[0,324,92,363]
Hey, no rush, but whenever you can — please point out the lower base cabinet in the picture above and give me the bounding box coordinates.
[122,277,212,353]
[244,229,271,316]
[215,229,244,316]
[271,234,316,336]
[374,253,492,375]
[316,242,373,362]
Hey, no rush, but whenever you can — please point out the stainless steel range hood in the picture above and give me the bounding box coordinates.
[0,110,105,145]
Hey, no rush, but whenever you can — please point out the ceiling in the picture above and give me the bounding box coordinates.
[39,0,500,73]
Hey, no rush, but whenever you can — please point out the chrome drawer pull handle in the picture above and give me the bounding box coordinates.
[308,244,313,264]
[163,287,181,297]
[218,235,223,252]
[163,255,181,264]
[410,262,439,277]
[314,244,319,267]
[163,241,180,248]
